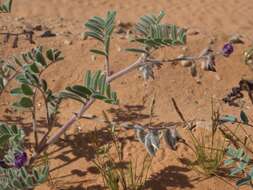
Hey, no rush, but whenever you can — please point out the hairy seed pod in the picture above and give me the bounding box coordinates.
[163,128,178,150]
[150,131,160,150]
[136,128,146,144]
[144,133,156,156]
[133,124,145,131]
[139,64,154,80]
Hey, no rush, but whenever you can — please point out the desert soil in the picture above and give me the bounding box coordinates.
[1,0,253,190]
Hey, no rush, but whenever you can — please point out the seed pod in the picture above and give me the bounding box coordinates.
[139,64,154,80]
[136,128,146,144]
[163,128,180,150]
[150,131,160,150]
[144,133,156,156]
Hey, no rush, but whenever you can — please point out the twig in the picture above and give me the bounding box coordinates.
[105,55,110,78]
[29,50,224,163]
[30,55,147,162]
[32,90,38,149]
[171,98,187,124]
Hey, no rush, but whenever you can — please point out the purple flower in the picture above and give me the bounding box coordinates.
[222,43,234,57]
[14,152,28,168]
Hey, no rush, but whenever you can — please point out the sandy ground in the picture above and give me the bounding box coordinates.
[1,0,253,189]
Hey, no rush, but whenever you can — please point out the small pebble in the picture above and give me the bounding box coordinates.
[14,17,24,22]
[181,46,188,52]
[117,46,122,52]
[64,39,72,45]
[80,32,88,40]
[246,59,253,65]
[208,37,217,45]
[91,55,96,62]
[215,74,221,81]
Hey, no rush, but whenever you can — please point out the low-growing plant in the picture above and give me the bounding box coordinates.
[91,111,152,190]
[0,3,241,189]
[186,103,226,176]
[0,123,49,190]
[217,111,253,187]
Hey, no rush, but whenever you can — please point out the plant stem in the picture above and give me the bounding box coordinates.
[30,55,146,162]
[222,124,253,155]
[106,55,145,82]
[30,51,218,162]
[105,55,110,78]
[32,89,39,149]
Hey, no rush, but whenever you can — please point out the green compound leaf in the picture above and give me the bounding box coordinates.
[236,175,251,187]
[219,115,237,123]
[0,0,12,13]
[224,158,234,166]
[71,85,92,97]
[125,48,149,54]
[21,84,33,96]
[64,70,118,105]
[132,12,186,51]
[10,88,24,96]
[35,49,47,67]
[13,97,33,108]
[46,48,63,62]
[85,11,116,57]
[90,49,107,56]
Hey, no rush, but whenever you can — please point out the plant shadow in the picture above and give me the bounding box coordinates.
[145,165,195,190]
[107,104,151,122]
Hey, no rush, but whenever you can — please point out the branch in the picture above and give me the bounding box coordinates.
[29,55,147,162]
[105,55,110,78]
[29,50,223,162]
[32,90,39,149]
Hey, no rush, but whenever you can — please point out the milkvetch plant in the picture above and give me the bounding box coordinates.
[0,6,239,189]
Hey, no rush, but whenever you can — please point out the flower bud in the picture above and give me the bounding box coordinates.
[14,152,28,168]
[222,43,234,57]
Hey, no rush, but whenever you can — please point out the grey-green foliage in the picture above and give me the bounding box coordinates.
[0,47,62,94]
[218,110,249,125]
[126,11,186,54]
[0,0,12,13]
[60,70,118,105]
[224,146,253,187]
[92,117,152,190]
[8,47,63,121]
[128,124,181,156]
[85,11,116,58]
[0,123,49,190]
